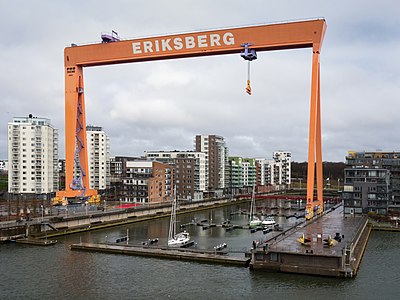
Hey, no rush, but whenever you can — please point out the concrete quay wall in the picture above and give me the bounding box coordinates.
[38,197,250,237]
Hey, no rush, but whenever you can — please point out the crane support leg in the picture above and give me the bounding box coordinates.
[315,65,324,215]
[56,66,98,202]
[306,51,323,220]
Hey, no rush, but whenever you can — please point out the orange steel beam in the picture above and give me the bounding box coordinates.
[58,19,327,206]
[316,63,324,215]
[305,50,324,220]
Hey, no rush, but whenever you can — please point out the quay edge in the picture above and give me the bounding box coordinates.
[71,242,250,267]
[250,205,372,278]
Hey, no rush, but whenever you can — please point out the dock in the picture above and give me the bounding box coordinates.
[16,238,58,246]
[250,205,371,277]
[71,242,250,267]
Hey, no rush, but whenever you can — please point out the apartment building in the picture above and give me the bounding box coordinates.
[121,160,152,203]
[8,115,58,195]
[273,151,292,185]
[195,135,228,194]
[344,151,400,213]
[107,156,139,202]
[343,167,390,214]
[148,161,173,204]
[86,126,110,191]
[144,150,206,201]
[229,157,256,193]
[120,160,173,204]
[255,158,275,186]
[242,158,256,187]
[230,157,243,192]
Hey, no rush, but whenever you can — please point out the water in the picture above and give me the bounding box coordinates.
[1,204,399,300]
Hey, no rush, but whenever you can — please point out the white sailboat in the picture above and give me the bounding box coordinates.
[168,187,190,247]
[249,185,262,228]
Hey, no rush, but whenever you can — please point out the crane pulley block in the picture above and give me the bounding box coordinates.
[240,43,257,61]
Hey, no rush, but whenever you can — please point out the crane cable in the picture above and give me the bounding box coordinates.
[240,43,257,96]
[246,61,252,95]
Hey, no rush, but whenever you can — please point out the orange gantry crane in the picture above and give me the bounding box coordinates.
[55,19,326,220]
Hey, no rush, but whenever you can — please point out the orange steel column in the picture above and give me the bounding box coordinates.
[64,66,81,192]
[305,51,323,220]
[315,63,324,215]
[56,65,97,199]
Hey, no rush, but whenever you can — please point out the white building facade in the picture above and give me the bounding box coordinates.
[255,158,275,186]
[86,126,110,191]
[273,151,292,185]
[8,115,58,194]
[195,135,228,193]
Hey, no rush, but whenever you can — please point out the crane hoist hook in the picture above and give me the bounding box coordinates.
[241,43,257,95]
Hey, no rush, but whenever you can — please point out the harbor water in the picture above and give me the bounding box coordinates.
[1,204,399,300]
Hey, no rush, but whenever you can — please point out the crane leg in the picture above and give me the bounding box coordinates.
[306,51,323,220]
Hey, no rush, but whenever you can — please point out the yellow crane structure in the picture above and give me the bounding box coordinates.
[55,19,326,220]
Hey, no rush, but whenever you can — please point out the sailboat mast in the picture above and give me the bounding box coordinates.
[169,186,177,240]
[250,184,255,221]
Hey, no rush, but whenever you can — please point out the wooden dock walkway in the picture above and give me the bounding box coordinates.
[71,242,250,267]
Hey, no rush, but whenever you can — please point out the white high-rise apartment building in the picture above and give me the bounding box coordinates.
[273,151,291,185]
[86,126,110,190]
[195,135,228,192]
[8,115,58,194]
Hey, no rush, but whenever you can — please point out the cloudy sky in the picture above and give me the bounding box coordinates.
[1,0,399,162]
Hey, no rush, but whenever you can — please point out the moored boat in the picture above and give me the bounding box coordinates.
[248,185,262,228]
[261,216,276,227]
[168,187,191,247]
